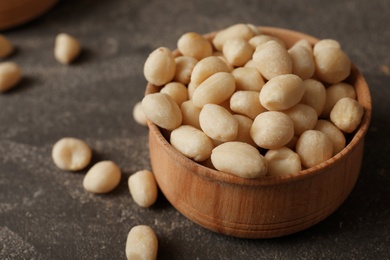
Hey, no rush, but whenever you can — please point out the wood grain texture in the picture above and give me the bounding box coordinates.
[146,27,372,238]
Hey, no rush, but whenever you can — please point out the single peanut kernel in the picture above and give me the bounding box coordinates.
[52,137,92,171]
[54,33,81,64]
[83,161,121,194]
[0,62,21,93]
[133,101,148,126]
[128,170,158,208]
[144,47,176,86]
[125,225,158,260]
[211,141,267,178]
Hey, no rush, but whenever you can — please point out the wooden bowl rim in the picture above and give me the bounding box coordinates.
[146,26,372,187]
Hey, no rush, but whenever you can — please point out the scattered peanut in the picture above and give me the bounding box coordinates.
[83,161,121,194]
[52,137,92,171]
[125,225,158,260]
[128,170,158,208]
[0,62,21,93]
[0,35,14,58]
[54,33,81,64]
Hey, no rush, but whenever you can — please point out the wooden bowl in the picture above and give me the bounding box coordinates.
[146,27,372,238]
[0,0,58,30]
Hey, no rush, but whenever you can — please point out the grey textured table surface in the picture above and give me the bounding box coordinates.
[1,0,389,259]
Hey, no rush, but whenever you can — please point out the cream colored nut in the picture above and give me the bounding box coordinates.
[300,79,326,116]
[0,62,21,93]
[52,137,92,171]
[230,90,266,119]
[170,125,214,162]
[233,114,256,147]
[128,170,158,208]
[199,104,238,142]
[211,141,267,178]
[292,39,313,53]
[83,161,121,194]
[259,74,305,111]
[313,39,341,56]
[177,32,213,60]
[314,47,351,84]
[232,67,264,92]
[160,82,188,106]
[133,101,148,126]
[212,52,235,72]
[192,72,236,108]
[222,37,254,67]
[330,97,364,133]
[247,24,262,35]
[0,35,14,58]
[285,135,299,150]
[250,111,294,149]
[296,130,333,168]
[248,35,286,49]
[288,44,315,80]
[212,23,255,51]
[187,81,196,100]
[190,56,229,87]
[253,40,292,80]
[126,225,158,260]
[321,82,356,118]
[144,47,176,86]
[142,93,182,130]
[315,119,346,155]
[180,100,201,129]
[244,59,257,68]
[283,104,318,136]
[265,147,301,177]
[54,33,81,64]
[173,56,198,84]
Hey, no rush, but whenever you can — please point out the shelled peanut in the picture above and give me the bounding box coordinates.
[137,23,364,178]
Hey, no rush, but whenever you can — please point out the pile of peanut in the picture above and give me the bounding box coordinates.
[138,23,364,179]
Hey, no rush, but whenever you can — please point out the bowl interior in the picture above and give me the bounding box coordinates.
[145,26,372,186]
